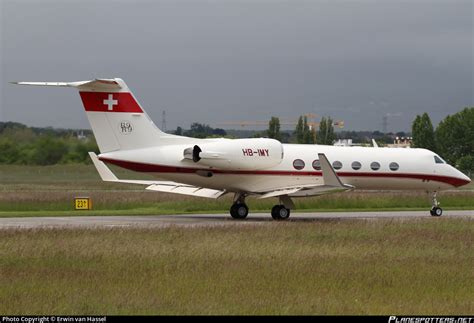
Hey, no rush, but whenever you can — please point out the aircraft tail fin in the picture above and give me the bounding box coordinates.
[12,78,168,153]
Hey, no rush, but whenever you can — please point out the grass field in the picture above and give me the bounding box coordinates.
[0,219,472,315]
[1,165,472,315]
[0,164,473,216]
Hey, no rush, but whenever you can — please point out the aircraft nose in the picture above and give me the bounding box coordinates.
[454,169,471,187]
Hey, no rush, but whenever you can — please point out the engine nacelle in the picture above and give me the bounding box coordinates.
[183,138,284,170]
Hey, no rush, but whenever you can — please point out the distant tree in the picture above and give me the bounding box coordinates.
[212,128,227,136]
[184,123,212,138]
[0,122,99,165]
[457,155,474,177]
[175,126,183,136]
[295,116,304,144]
[267,116,282,141]
[61,139,99,164]
[1,126,36,143]
[280,131,291,143]
[183,122,227,138]
[31,136,68,165]
[435,107,474,165]
[412,113,436,151]
[0,139,20,164]
[317,116,335,145]
[252,131,266,138]
[0,121,28,133]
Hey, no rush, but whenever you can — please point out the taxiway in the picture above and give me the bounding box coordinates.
[0,210,472,228]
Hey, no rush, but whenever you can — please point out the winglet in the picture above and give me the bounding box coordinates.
[318,153,345,187]
[89,152,118,182]
[371,139,379,148]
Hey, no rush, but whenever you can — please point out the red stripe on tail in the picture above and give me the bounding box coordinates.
[79,92,143,113]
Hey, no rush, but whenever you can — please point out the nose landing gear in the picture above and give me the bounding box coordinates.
[430,192,443,216]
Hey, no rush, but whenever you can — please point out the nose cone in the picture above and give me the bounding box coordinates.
[453,169,471,188]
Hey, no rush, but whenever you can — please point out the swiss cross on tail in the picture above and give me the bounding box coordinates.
[103,94,118,110]
[79,92,143,113]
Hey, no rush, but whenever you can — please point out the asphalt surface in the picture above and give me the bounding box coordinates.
[0,210,472,228]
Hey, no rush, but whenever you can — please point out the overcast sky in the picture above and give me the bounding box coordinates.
[1,0,472,132]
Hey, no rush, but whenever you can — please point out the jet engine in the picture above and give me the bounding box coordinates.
[183,138,284,170]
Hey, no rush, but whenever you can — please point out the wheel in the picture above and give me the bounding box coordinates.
[271,205,279,220]
[230,203,249,219]
[271,205,290,220]
[430,207,442,217]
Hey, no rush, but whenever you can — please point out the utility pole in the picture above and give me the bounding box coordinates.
[382,115,388,133]
[162,110,167,132]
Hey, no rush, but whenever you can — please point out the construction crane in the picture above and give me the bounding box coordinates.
[217,113,344,130]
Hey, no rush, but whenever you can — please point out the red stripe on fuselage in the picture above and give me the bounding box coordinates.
[99,157,470,187]
[79,92,143,113]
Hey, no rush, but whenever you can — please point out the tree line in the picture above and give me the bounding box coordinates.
[0,122,99,165]
[266,115,335,144]
[1,107,472,172]
[412,108,473,175]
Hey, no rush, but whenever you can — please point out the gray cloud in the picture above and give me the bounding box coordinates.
[1,0,472,132]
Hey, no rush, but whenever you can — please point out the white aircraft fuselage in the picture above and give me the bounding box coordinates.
[98,142,470,193]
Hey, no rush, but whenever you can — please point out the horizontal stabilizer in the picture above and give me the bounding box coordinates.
[11,79,122,91]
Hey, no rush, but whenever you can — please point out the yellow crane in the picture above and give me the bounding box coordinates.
[217,114,344,130]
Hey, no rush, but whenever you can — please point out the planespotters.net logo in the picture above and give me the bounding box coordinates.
[389,317,473,323]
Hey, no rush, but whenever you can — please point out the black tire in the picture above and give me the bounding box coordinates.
[431,207,443,217]
[271,205,290,220]
[230,203,249,219]
[271,205,280,220]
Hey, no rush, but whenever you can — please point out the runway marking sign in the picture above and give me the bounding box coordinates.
[74,197,92,210]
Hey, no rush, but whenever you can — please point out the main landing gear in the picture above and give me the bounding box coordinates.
[430,192,443,217]
[229,193,294,221]
[229,193,249,220]
[271,205,291,220]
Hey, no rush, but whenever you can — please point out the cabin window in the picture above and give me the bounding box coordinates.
[312,160,321,170]
[293,159,305,170]
[370,162,380,171]
[351,161,362,170]
[434,156,445,164]
[332,161,343,170]
[389,162,399,171]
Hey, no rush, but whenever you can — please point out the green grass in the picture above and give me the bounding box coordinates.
[0,219,472,315]
[1,164,473,216]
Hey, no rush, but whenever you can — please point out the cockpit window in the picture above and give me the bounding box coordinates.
[434,156,445,164]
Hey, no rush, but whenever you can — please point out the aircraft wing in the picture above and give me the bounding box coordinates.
[89,152,226,199]
[257,153,354,199]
